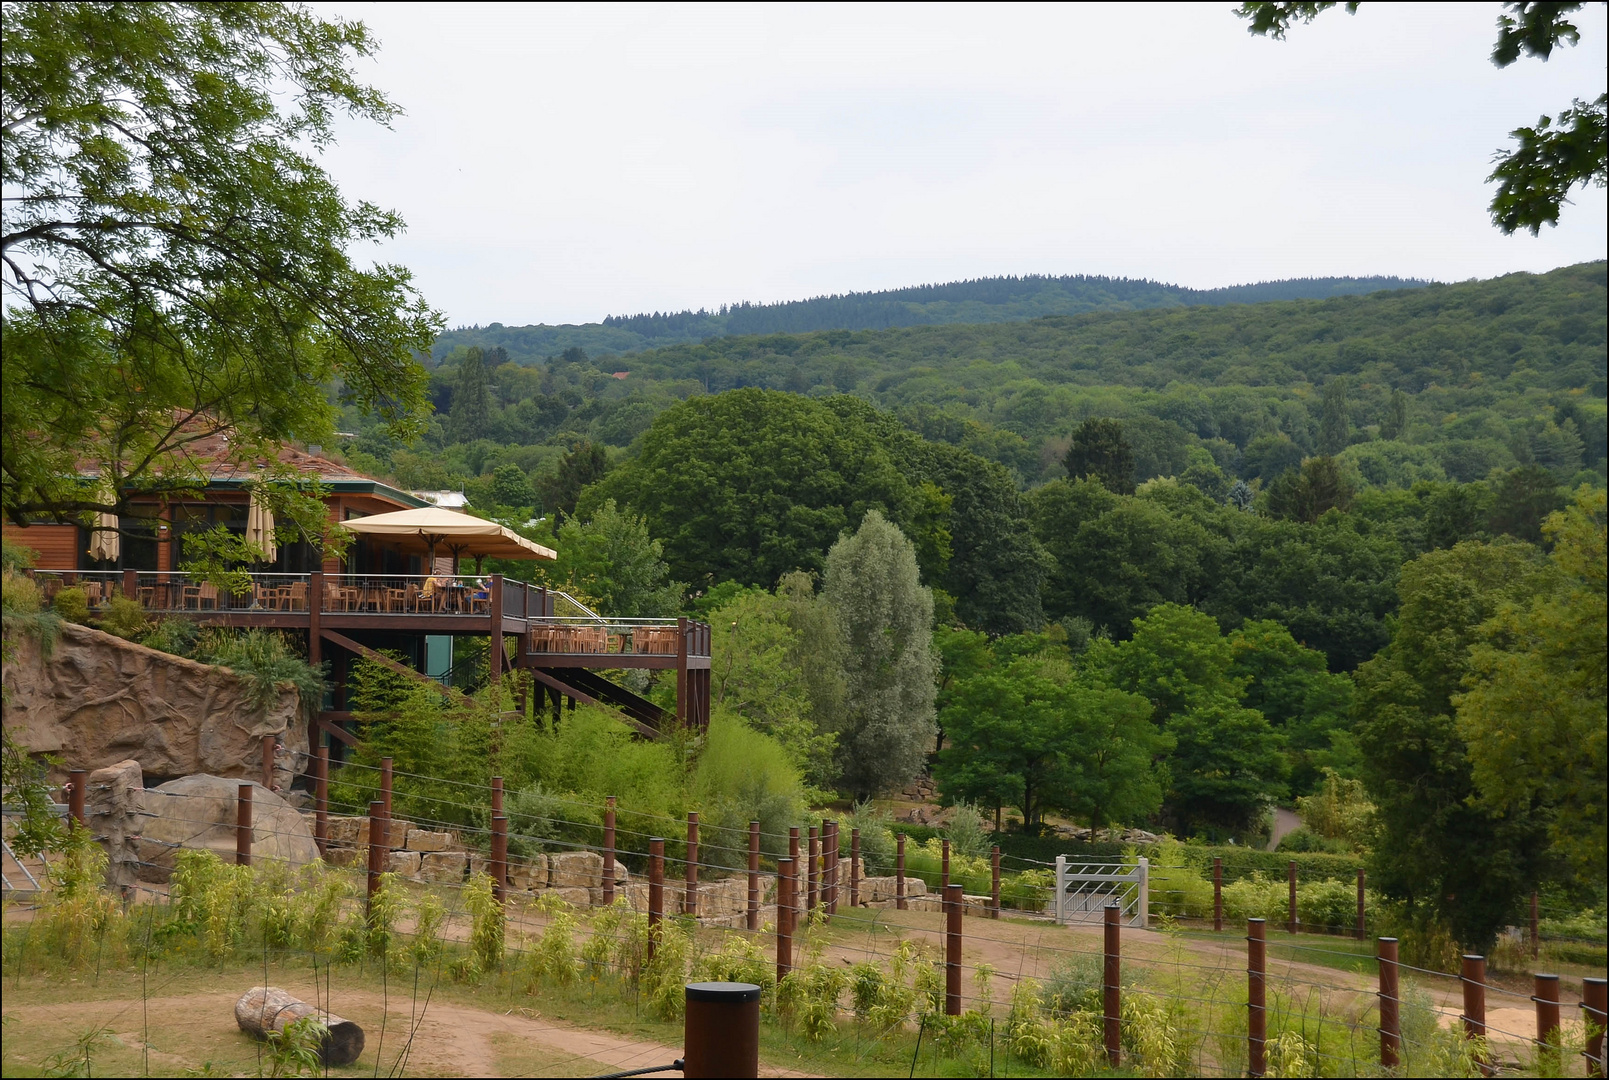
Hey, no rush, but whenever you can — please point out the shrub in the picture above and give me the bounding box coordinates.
[1294,768,1374,850]
[97,595,148,639]
[52,586,90,623]
[1276,827,1351,854]
[195,628,325,713]
[691,714,807,867]
[138,616,198,656]
[942,801,990,858]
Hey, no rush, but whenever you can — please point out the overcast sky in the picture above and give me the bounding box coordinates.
[320,2,1608,327]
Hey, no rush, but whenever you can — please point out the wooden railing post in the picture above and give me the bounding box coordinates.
[1378,936,1400,1070]
[235,783,253,866]
[747,821,761,930]
[822,820,836,916]
[1536,973,1562,1067]
[122,567,137,600]
[1248,918,1267,1078]
[491,815,508,904]
[488,572,503,686]
[602,796,617,906]
[308,570,323,674]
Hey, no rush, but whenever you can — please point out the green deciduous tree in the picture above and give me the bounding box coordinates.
[1064,418,1136,495]
[823,510,938,798]
[1353,538,1555,950]
[550,499,684,617]
[1228,619,1356,795]
[1093,603,1290,834]
[1238,1,1606,235]
[1456,487,1607,882]
[936,647,1162,830]
[586,390,913,589]
[2,2,438,526]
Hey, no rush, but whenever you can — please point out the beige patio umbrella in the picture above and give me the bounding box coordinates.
[341,505,555,572]
[246,490,278,563]
[86,480,119,562]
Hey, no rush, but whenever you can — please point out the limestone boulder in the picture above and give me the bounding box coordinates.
[548,851,603,888]
[508,856,547,891]
[418,851,466,883]
[2,622,305,786]
[136,775,318,882]
[406,830,452,852]
[546,886,590,908]
[386,850,422,877]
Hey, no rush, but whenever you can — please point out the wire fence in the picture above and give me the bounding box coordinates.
[6,761,1606,1079]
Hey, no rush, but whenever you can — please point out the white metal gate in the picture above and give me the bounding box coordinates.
[1053,856,1149,927]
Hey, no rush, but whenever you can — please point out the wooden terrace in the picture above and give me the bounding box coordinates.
[29,568,712,746]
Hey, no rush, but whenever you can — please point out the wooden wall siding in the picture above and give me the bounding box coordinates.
[2,524,79,570]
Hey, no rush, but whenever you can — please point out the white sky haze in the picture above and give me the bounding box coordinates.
[320,2,1609,327]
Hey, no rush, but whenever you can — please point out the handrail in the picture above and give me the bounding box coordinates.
[550,589,605,623]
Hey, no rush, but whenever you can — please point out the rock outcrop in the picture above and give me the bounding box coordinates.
[2,621,305,786]
[136,774,319,881]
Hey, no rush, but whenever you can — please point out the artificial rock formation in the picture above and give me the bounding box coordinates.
[1,622,305,785]
[136,774,319,881]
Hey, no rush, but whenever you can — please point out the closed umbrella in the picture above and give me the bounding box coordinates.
[87,480,119,563]
[247,490,278,563]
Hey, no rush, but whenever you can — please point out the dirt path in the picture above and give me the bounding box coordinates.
[0,986,811,1078]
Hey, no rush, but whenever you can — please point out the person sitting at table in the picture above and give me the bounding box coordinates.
[421,569,453,609]
[470,577,490,600]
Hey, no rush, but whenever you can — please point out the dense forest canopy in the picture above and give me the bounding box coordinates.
[433,272,1431,360]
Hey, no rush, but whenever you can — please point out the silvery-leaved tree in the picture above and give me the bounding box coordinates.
[2,2,440,560]
[824,510,938,798]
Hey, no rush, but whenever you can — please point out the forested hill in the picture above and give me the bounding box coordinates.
[434,273,1429,361]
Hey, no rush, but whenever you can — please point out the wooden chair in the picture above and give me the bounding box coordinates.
[285,581,307,611]
[324,582,353,611]
[82,581,103,608]
[198,582,219,610]
[384,587,407,612]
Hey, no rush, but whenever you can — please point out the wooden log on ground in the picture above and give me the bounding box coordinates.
[234,985,364,1066]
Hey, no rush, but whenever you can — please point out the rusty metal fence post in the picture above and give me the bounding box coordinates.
[807,826,818,913]
[1248,918,1267,1078]
[941,838,951,894]
[365,800,385,907]
[235,783,253,866]
[849,827,860,909]
[68,769,86,830]
[490,814,508,904]
[776,857,794,982]
[314,742,329,857]
[991,845,1001,919]
[896,834,907,910]
[944,883,963,1016]
[1462,953,1490,1075]
[747,820,761,930]
[1287,860,1298,934]
[1531,891,1541,959]
[379,756,393,850]
[1104,902,1122,1067]
[684,982,761,1079]
[602,796,617,906]
[1536,973,1561,1068]
[1583,977,1607,1078]
[1213,856,1223,932]
[647,838,665,962]
[686,811,699,918]
[1378,936,1400,1070]
[1356,868,1366,939]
